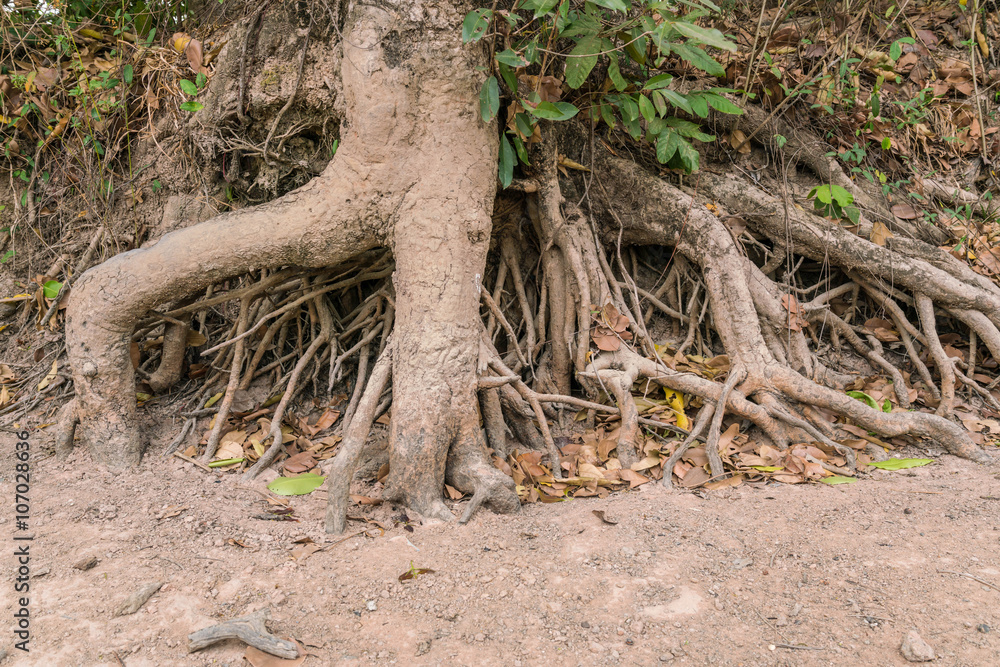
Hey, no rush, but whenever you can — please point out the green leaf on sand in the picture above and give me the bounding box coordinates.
[867,458,933,470]
[268,472,327,495]
[820,475,857,485]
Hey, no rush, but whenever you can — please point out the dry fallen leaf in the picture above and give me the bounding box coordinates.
[37,359,58,390]
[592,509,618,525]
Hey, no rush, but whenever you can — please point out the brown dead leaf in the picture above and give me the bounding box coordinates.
[678,465,710,488]
[0,364,15,383]
[290,543,321,562]
[592,509,618,525]
[728,130,751,154]
[186,329,207,347]
[780,294,808,331]
[619,468,650,488]
[891,203,919,219]
[444,484,464,500]
[157,505,187,520]
[870,220,894,246]
[282,452,317,474]
[704,473,743,490]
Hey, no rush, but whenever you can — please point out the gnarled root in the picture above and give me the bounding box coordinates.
[66,163,376,467]
[590,152,992,466]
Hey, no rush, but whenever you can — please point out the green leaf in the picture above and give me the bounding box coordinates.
[643,73,674,90]
[495,49,528,68]
[498,62,518,94]
[462,8,492,43]
[515,113,534,138]
[845,389,879,410]
[660,89,693,115]
[670,20,737,52]
[651,90,668,116]
[524,40,538,64]
[512,134,530,165]
[820,475,857,485]
[638,94,656,122]
[881,137,891,150]
[774,133,787,148]
[675,137,700,172]
[267,472,327,495]
[179,79,198,96]
[843,205,861,225]
[208,457,244,468]
[607,52,628,92]
[180,101,203,112]
[600,103,616,128]
[671,43,725,78]
[562,14,601,39]
[123,64,133,85]
[0,250,14,264]
[867,458,933,471]
[196,72,207,89]
[528,0,559,18]
[687,93,709,118]
[810,184,854,207]
[528,101,579,121]
[890,41,902,61]
[619,96,639,122]
[656,129,681,163]
[703,92,744,115]
[480,76,500,122]
[42,280,63,299]
[589,0,627,10]
[565,36,601,89]
[499,134,515,188]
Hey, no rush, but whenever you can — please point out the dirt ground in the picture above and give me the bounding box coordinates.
[2,431,999,667]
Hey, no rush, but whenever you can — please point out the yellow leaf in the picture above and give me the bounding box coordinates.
[78,28,106,40]
[663,388,689,430]
[0,385,9,407]
[251,438,265,457]
[557,156,591,172]
[170,32,193,53]
[37,359,57,391]
[204,392,223,408]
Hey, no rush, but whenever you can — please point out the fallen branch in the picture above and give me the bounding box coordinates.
[187,609,299,659]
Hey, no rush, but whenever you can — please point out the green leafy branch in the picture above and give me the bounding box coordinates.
[464,0,745,187]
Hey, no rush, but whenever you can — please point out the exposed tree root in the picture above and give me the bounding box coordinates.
[56,0,997,536]
[325,341,393,535]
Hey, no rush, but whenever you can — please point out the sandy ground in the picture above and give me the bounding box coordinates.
[1,434,999,667]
